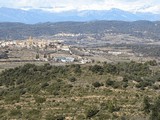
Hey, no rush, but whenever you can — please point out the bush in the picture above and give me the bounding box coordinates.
[68,77,77,82]
[112,83,120,89]
[86,107,99,118]
[153,85,159,90]
[34,96,46,104]
[56,116,65,120]
[106,80,115,86]
[150,96,160,120]
[122,75,130,82]
[41,82,49,88]
[89,65,104,74]
[73,64,81,74]
[49,115,65,120]
[9,109,22,117]
[107,101,120,113]
[92,82,103,88]
[143,96,150,114]
[46,114,54,120]
[5,94,20,103]
[122,82,128,88]
[0,108,7,114]
[26,109,41,119]
[103,63,117,74]
[145,60,157,66]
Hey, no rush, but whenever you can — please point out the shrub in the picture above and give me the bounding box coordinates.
[122,75,130,82]
[5,94,20,103]
[103,63,117,74]
[41,82,49,88]
[68,77,77,82]
[153,85,159,90]
[73,64,81,74]
[56,116,65,120]
[50,115,65,120]
[92,82,103,88]
[86,107,99,118]
[34,96,46,104]
[106,80,115,86]
[89,65,104,74]
[150,96,160,120]
[45,114,55,120]
[27,109,41,119]
[9,109,22,117]
[142,96,150,114]
[145,60,157,66]
[107,101,120,113]
[0,108,7,114]
[122,82,128,88]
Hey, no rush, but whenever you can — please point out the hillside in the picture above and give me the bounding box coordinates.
[0,61,160,119]
[0,21,160,40]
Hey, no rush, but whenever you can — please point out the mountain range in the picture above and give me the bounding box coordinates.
[0,7,160,24]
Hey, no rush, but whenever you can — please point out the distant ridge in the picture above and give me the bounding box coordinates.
[0,7,160,24]
[0,21,160,40]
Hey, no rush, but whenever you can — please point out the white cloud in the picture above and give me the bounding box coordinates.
[139,5,160,13]
[0,0,160,13]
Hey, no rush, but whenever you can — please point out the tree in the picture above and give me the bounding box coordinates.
[103,63,117,74]
[150,96,160,120]
[145,60,157,66]
[44,54,47,58]
[143,96,150,114]
[36,54,39,59]
[89,65,104,74]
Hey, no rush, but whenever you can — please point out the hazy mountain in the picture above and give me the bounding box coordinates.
[0,7,160,24]
[0,21,160,40]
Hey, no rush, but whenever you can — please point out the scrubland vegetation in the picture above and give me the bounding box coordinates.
[0,60,160,119]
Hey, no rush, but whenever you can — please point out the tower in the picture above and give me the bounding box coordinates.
[27,36,33,46]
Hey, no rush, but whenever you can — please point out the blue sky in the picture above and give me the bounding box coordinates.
[0,0,160,13]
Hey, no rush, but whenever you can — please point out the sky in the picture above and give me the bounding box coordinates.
[0,0,160,13]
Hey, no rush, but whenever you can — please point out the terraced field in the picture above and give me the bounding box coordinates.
[0,61,160,120]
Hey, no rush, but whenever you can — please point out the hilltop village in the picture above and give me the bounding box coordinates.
[0,37,93,64]
[0,34,156,68]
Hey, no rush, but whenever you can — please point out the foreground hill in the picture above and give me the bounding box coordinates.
[0,61,160,119]
[0,21,160,40]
